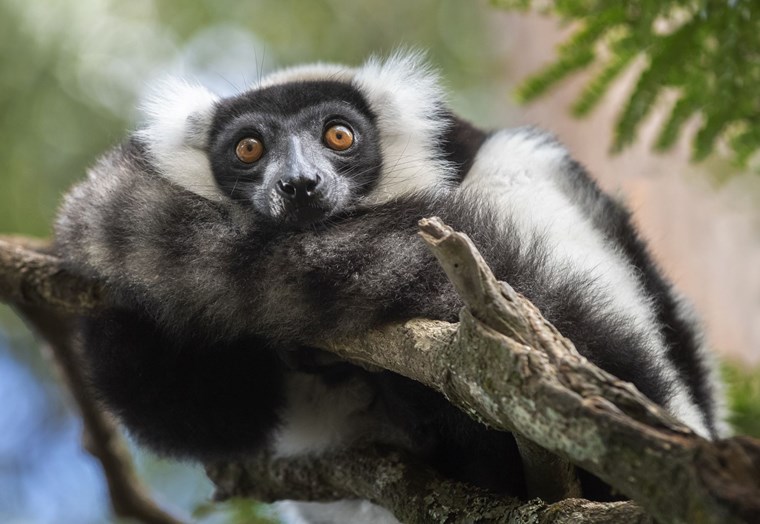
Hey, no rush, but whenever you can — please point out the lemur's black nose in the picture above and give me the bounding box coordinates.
[276,173,322,200]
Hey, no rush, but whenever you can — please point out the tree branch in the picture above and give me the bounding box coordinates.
[1,223,759,523]
[0,236,102,313]
[206,446,649,524]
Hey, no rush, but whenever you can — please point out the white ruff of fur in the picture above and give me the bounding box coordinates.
[135,78,221,201]
[138,52,453,203]
[352,52,456,202]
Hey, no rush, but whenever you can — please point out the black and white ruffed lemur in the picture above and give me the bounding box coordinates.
[54,52,726,507]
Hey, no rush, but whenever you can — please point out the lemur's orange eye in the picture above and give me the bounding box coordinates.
[235,138,264,163]
[324,124,354,151]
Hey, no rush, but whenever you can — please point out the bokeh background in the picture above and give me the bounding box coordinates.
[1,0,758,522]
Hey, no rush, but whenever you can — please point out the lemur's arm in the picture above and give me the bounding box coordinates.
[55,140,464,342]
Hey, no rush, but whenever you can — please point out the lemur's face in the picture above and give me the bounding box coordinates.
[208,81,382,228]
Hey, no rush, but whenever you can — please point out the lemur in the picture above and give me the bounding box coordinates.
[55,52,725,509]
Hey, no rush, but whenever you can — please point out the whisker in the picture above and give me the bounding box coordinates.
[338,155,433,181]
[216,73,241,94]
[230,176,241,198]
[389,135,413,179]
[259,47,267,84]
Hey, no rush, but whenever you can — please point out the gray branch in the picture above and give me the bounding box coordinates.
[207,446,649,524]
[1,222,759,524]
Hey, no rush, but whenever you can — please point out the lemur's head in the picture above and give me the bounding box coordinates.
[207,81,381,226]
[136,52,458,228]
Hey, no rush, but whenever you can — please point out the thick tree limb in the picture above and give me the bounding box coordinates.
[0,237,102,313]
[206,446,650,524]
[1,225,759,523]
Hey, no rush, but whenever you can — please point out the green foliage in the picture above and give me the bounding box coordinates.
[722,362,760,438]
[494,0,760,166]
[194,498,277,524]
[0,1,127,237]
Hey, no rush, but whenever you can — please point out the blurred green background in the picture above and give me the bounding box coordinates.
[0,0,758,523]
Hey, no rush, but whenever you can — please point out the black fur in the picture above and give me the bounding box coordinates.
[82,309,285,461]
[439,112,488,182]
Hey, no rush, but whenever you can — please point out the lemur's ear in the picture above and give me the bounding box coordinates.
[135,78,223,201]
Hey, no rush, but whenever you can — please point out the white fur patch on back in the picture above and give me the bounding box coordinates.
[137,52,452,204]
[135,78,223,201]
[461,128,710,437]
